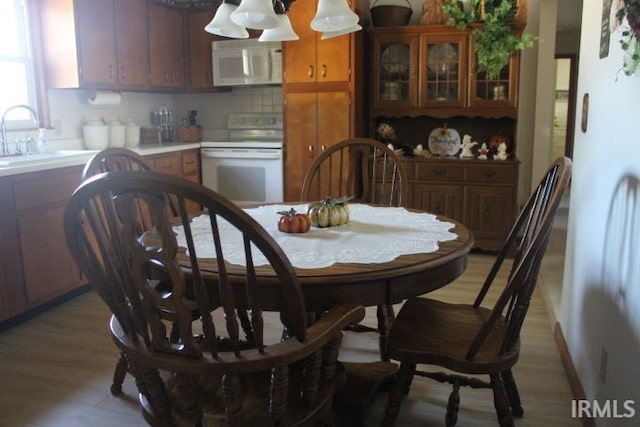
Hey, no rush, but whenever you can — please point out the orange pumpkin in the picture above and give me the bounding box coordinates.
[277,208,311,233]
[488,132,511,152]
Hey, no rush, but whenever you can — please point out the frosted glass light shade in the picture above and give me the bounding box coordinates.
[320,23,361,40]
[204,3,249,39]
[310,0,359,32]
[230,0,279,30]
[259,14,299,41]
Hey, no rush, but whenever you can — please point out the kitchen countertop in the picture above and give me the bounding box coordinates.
[0,142,201,177]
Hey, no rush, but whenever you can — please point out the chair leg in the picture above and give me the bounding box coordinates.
[490,374,515,427]
[110,351,128,395]
[501,369,524,417]
[376,303,395,362]
[380,362,415,427]
[445,381,461,426]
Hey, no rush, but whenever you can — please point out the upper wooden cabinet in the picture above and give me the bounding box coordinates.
[114,0,149,88]
[283,0,352,84]
[369,25,520,119]
[40,0,148,89]
[148,3,185,90]
[186,7,229,92]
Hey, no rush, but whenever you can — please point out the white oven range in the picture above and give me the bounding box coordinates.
[201,113,283,206]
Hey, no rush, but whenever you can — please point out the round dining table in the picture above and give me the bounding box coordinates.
[176,203,474,313]
[173,202,474,425]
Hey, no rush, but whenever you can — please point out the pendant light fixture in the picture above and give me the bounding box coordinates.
[231,0,280,30]
[259,1,299,42]
[320,23,362,40]
[310,0,359,33]
[204,0,360,40]
[204,0,249,39]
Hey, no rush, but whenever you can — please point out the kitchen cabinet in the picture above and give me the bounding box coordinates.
[404,157,519,251]
[283,0,352,84]
[0,180,24,322]
[0,148,200,326]
[113,0,149,88]
[186,7,224,91]
[148,3,186,90]
[13,166,84,310]
[145,149,201,213]
[40,0,148,89]
[369,25,520,119]
[282,3,364,202]
[284,91,352,201]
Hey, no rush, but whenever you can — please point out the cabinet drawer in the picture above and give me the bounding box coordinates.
[14,167,82,211]
[415,163,464,182]
[465,163,515,183]
[152,154,182,176]
[182,151,199,175]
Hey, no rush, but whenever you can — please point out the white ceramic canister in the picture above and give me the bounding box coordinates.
[108,117,126,147]
[125,119,141,147]
[82,118,109,150]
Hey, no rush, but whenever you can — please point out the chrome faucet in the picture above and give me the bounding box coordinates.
[1,104,40,156]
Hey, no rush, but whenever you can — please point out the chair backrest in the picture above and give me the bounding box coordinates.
[64,171,353,425]
[81,147,154,180]
[467,157,572,360]
[82,147,179,226]
[301,137,408,206]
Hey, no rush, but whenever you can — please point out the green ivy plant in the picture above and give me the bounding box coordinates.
[443,0,534,79]
[616,0,640,77]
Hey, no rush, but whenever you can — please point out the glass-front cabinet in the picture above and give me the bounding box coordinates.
[369,26,520,119]
[419,34,467,108]
[469,39,520,110]
[372,34,419,109]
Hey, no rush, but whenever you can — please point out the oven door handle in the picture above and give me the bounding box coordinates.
[201,148,281,160]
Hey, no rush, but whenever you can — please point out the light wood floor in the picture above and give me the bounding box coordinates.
[0,248,579,427]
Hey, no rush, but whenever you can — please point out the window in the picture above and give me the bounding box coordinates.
[0,0,39,125]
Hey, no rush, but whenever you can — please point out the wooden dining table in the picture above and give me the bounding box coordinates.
[172,202,474,424]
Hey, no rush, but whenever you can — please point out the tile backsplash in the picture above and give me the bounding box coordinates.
[46,86,283,146]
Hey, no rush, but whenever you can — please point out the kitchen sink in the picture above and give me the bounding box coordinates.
[0,150,96,167]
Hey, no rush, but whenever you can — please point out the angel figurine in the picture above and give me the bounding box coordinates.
[459,134,478,158]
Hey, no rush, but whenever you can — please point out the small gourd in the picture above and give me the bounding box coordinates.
[306,195,352,228]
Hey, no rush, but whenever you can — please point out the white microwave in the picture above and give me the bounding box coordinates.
[212,39,282,86]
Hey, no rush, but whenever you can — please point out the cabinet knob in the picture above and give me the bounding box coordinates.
[308,65,314,79]
[321,145,326,152]
[308,145,314,157]
[321,64,327,78]
[483,169,497,178]
[120,65,126,81]
[434,168,447,177]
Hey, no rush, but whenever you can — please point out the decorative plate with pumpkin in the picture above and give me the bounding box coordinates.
[427,127,461,156]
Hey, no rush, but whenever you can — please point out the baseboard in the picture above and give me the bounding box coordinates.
[553,322,596,427]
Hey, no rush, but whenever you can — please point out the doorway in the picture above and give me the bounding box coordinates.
[552,55,578,160]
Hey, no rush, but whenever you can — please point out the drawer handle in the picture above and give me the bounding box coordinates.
[433,168,447,177]
[484,169,497,178]
[308,65,314,78]
[321,64,327,78]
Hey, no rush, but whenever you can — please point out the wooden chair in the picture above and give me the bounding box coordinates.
[82,147,181,395]
[301,137,409,362]
[64,171,364,426]
[301,137,408,207]
[380,157,572,427]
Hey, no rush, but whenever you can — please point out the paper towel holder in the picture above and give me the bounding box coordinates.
[87,89,122,105]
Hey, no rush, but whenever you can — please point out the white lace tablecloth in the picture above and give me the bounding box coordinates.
[174,204,458,269]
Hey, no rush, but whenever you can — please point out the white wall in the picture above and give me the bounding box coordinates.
[561,0,640,423]
[45,86,282,149]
